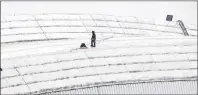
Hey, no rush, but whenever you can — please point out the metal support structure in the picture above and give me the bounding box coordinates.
[14,66,32,93]
[79,14,91,36]
[103,15,115,37]
[178,20,189,36]
[90,14,105,37]
[116,17,125,35]
[33,15,49,39]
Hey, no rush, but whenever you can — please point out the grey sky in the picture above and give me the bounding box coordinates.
[1,1,197,25]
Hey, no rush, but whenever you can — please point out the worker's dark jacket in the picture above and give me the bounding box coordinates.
[92,33,96,40]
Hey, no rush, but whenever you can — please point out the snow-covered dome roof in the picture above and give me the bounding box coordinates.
[1,13,197,94]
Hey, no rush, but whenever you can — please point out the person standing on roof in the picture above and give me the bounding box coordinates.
[91,31,96,47]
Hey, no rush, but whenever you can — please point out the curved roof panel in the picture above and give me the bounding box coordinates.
[1,13,197,94]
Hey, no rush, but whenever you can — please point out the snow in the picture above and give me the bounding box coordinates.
[3,15,34,21]
[78,68,98,76]
[1,85,30,94]
[83,21,95,26]
[186,53,197,60]
[109,65,128,73]
[152,54,175,62]
[80,15,92,20]
[1,79,8,88]
[187,29,197,36]
[92,15,104,20]
[93,66,112,74]
[1,69,19,79]
[114,73,133,81]
[17,66,32,75]
[1,34,46,43]
[51,14,67,19]
[70,21,84,26]
[1,28,43,36]
[67,15,80,20]
[98,74,117,82]
[108,22,120,27]
[95,21,108,26]
[35,15,53,20]
[57,61,77,70]
[75,60,93,67]
[90,58,108,66]
[5,76,25,87]
[105,57,123,65]
[1,13,197,94]
[129,70,197,80]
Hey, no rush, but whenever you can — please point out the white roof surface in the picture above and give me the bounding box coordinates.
[1,14,197,94]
